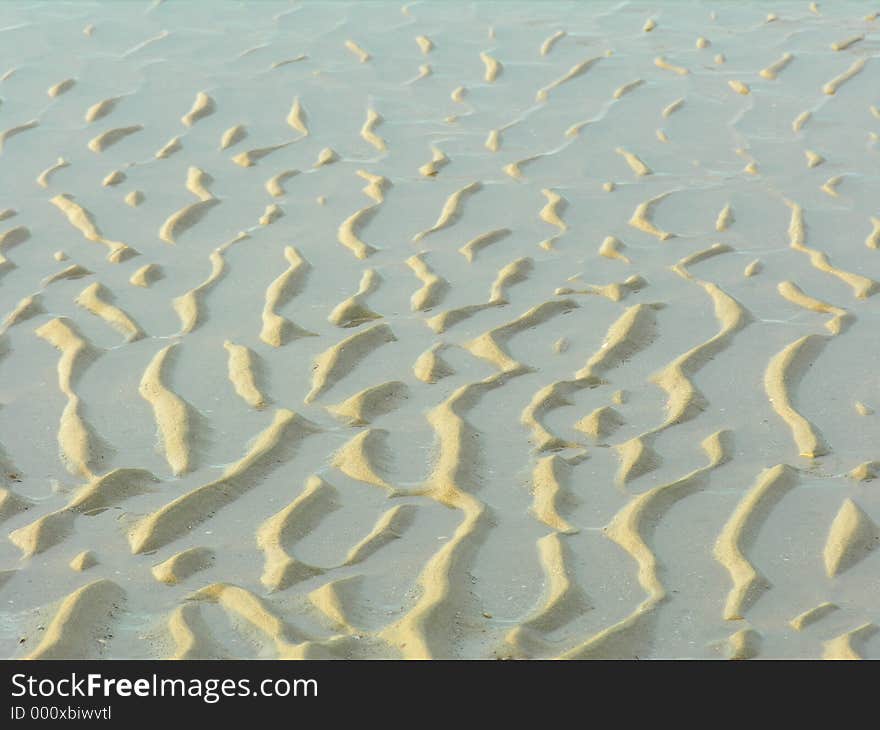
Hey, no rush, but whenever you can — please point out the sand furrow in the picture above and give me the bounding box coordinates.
[822,58,866,95]
[648,247,750,430]
[345,40,371,63]
[152,547,215,585]
[576,303,659,380]
[260,246,313,346]
[34,318,100,479]
[790,602,838,631]
[530,456,578,534]
[265,169,298,198]
[867,217,880,250]
[654,56,689,76]
[0,120,38,152]
[50,194,137,262]
[459,228,511,262]
[42,264,92,287]
[823,498,878,578]
[155,136,182,159]
[614,79,644,100]
[75,282,144,342]
[88,125,143,153]
[259,204,283,226]
[332,428,397,494]
[265,198,289,223]
[159,167,219,243]
[490,257,531,304]
[407,254,448,311]
[357,170,387,203]
[10,469,159,557]
[181,91,214,126]
[328,269,382,327]
[760,52,794,80]
[286,97,309,135]
[129,409,319,553]
[0,225,29,269]
[84,97,120,123]
[616,148,652,177]
[539,188,567,231]
[480,51,501,82]
[36,157,70,188]
[823,624,877,660]
[419,145,448,177]
[1,295,42,334]
[540,30,565,56]
[425,302,496,334]
[764,335,828,458]
[629,193,673,240]
[777,281,849,334]
[556,274,646,302]
[166,604,228,659]
[413,182,481,242]
[506,534,589,653]
[172,248,227,334]
[360,109,386,151]
[821,175,843,197]
[343,504,417,566]
[139,344,192,475]
[219,124,246,151]
[305,324,396,403]
[223,341,266,409]
[379,378,497,657]
[308,577,364,633]
[233,141,294,168]
[787,201,876,299]
[26,580,125,659]
[327,380,407,426]
[413,343,454,383]
[338,207,378,259]
[714,465,797,620]
[257,475,337,590]
[662,98,684,118]
[189,583,310,657]
[520,379,594,452]
[562,432,729,658]
[465,299,578,374]
[536,57,599,102]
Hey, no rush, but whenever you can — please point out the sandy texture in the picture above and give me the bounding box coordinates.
[1,1,880,660]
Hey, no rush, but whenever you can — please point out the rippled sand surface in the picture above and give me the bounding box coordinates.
[1,1,880,659]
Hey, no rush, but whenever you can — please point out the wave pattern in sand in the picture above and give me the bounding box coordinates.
[1,1,880,659]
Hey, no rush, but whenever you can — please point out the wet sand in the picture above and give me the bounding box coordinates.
[1,1,880,659]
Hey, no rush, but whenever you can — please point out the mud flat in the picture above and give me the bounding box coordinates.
[1,1,880,660]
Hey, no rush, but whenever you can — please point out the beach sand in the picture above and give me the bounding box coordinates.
[1,1,879,659]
